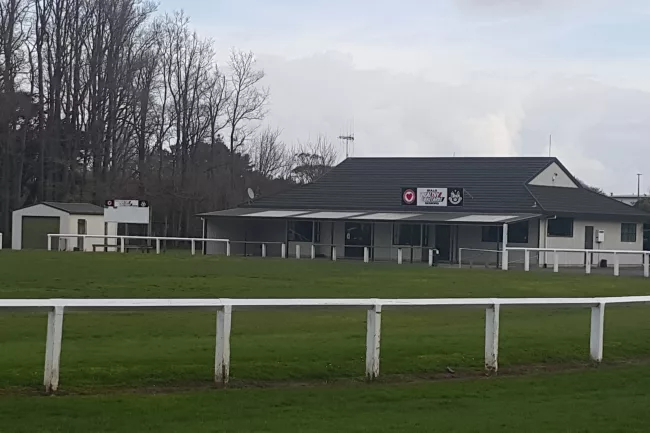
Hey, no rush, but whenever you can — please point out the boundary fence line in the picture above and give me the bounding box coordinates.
[505,247,650,278]
[2,295,649,392]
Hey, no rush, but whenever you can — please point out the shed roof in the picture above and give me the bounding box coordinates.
[42,202,104,215]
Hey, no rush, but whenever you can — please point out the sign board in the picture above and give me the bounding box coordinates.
[401,188,464,207]
[104,199,150,224]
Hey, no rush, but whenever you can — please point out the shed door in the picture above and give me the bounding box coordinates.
[22,216,60,249]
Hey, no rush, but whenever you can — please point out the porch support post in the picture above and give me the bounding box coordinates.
[501,223,509,270]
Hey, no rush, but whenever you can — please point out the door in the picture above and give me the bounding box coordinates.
[435,225,451,263]
[345,222,371,258]
[22,216,60,250]
[77,219,87,251]
[584,225,594,265]
[644,224,650,251]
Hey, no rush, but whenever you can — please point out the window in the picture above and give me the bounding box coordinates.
[547,217,574,237]
[621,223,637,243]
[481,221,529,244]
[288,221,320,243]
[393,224,422,246]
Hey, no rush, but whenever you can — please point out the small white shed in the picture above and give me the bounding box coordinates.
[12,202,117,251]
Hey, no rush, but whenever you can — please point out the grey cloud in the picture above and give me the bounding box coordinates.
[257,52,650,194]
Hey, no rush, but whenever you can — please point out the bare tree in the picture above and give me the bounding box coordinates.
[290,134,338,184]
[247,126,290,178]
[226,49,268,187]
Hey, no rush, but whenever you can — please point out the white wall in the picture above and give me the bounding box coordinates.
[528,162,579,188]
[529,163,578,188]
[66,215,118,252]
[540,219,645,266]
[12,204,68,250]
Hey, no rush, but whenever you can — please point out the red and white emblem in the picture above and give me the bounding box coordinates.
[403,189,416,205]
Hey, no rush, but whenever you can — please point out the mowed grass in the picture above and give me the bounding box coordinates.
[2,251,650,432]
[2,365,650,433]
[1,251,650,389]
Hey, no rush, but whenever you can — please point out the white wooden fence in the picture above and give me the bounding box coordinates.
[47,234,230,255]
[1,295,649,392]
[505,247,650,278]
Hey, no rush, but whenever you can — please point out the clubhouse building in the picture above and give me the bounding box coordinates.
[200,157,650,266]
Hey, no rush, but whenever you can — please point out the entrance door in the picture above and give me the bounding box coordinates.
[77,219,87,251]
[345,222,371,258]
[435,225,451,262]
[584,225,594,265]
[644,224,650,251]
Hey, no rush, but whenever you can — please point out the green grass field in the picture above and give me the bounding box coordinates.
[1,251,650,432]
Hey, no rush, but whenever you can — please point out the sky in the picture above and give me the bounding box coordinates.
[160,0,650,194]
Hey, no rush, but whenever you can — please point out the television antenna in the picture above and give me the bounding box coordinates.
[338,135,355,158]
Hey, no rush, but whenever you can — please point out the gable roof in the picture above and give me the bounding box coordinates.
[43,202,104,215]
[228,156,650,221]
[247,157,553,213]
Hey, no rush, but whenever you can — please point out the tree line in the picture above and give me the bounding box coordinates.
[0,0,338,245]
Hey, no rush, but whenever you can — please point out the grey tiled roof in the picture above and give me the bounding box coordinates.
[43,202,104,215]
[247,157,552,213]
[208,156,650,222]
[527,186,650,220]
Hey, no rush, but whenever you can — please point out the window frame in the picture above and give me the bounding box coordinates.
[547,217,574,238]
[392,223,423,246]
[287,220,320,243]
[620,223,637,243]
[481,220,529,244]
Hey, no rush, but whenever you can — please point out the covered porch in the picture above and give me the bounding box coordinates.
[200,209,541,266]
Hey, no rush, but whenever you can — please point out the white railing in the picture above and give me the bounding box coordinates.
[506,247,650,278]
[47,234,230,256]
[2,295,649,392]
[458,248,503,269]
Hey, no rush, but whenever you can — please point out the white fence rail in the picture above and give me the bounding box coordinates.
[506,247,650,278]
[47,234,230,255]
[2,296,649,392]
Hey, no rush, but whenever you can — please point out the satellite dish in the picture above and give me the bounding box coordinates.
[247,188,255,200]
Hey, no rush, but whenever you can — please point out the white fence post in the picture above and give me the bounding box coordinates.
[156,238,161,254]
[501,223,509,271]
[458,248,462,268]
[485,303,500,374]
[397,248,403,265]
[524,249,530,272]
[614,253,620,277]
[590,303,605,362]
[295,245,301,259]
[644,253,649,278]
[553,251,559,273]
[281,243,286,259]
[0,232,2,250]
[364,247,369,263]
[215,305,232,386]
[191,240,196,256]
[226,241,231,257]
[44,306,64,393]
[365,304,382,381]
[429,249,434,267]
[332,246,337,261]
[311,245,316,260]
[120,236,125,253]
[261,244,267,258]
[585,252,591,275]
[47,234,52,251]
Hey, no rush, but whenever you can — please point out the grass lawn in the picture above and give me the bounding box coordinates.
[1,251,650,431]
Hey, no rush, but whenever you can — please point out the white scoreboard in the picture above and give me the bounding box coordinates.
[104,199,150,224]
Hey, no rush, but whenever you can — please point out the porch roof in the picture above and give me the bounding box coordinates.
[199,208,541,225]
